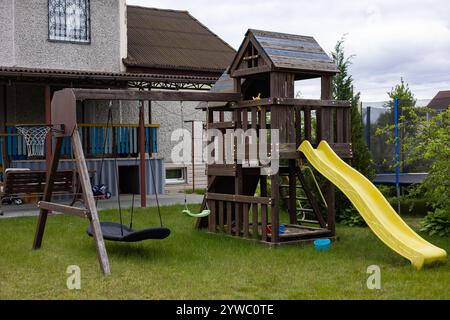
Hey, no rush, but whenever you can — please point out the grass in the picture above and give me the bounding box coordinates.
[0,204,448,299]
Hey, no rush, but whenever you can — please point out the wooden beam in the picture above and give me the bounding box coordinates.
[321,75,336,237]
[38,201,90,218]
[234,98,350,109]
[231,66,272,78]
[206,193,271,205]
[0,85,9,170]
[276,98,350,108]
[45,85,52,171]
[207,121,236,130]
[148,99,153,155]
[207,164,236,177]
[139,101,147,208]
[288,160,297,224]
[33,136,63,249]
[72,89,241,102]
[233,78,243,237]
[72,129,111,275]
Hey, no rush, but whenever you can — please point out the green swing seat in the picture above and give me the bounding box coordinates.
[182,208,211,218]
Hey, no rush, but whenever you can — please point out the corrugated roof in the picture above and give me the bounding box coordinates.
[0,66,217,83]
[373,173,428,186]
[124,6,236,73]
[427,90,450,110]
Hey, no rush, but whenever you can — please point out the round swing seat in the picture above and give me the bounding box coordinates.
[87,221,170,242]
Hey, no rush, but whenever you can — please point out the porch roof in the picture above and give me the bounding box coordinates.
[0,66,217,90]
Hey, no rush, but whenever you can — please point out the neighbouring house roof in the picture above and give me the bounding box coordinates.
[229,29,338,79]
[123,6,236,76]
[427,90,450,111]
[373,173,428,186]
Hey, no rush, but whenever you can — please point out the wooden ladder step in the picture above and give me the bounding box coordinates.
[281,196,308,201]
[296,208,314,213]
[280,184,304,189]
[298,219,321,224]
[38,201,90,218]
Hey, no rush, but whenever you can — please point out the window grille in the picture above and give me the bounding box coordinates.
[48,0,90,43]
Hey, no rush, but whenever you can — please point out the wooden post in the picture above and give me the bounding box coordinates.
[148,100,153,155]
[233,78,243,236]
[45,86,52,170]
[321,75,336,236]
[269,72,295,243]
[0,85,8,170]
[33,136,63,249]
[288,159,297,224]
[260,176,268,241]
[72,129,111,275]
[139,101,147,208]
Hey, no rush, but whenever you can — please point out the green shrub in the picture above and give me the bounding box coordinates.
[420,209,450,237]
[339,207,366,227]
[388,197,433,216]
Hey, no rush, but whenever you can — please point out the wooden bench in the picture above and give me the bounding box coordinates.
[1,170,76,206]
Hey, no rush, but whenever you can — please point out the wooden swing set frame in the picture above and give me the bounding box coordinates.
[32,88,241,275]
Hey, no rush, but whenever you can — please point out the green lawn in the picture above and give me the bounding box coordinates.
[0,204,448,299]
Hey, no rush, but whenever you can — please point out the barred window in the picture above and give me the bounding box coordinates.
[48,0,90,43]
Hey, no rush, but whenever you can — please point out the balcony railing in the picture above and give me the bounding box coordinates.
[1,123,159,163]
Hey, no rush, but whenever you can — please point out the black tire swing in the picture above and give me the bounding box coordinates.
[87,100,170,242]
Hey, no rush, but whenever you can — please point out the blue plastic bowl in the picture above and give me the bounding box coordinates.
[314,239,331,252]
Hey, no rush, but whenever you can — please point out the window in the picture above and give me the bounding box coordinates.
[165,168,186,185]
[48,0,90,43]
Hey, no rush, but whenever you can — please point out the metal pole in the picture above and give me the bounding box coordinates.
[394,97,400,214]
[365,106,371,150]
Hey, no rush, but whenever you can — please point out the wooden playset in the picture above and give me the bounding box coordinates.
[195,30,352,244]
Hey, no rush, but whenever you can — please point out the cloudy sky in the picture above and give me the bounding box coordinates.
[127,0,450,102]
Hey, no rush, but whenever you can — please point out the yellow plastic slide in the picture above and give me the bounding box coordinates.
[299,140,447,269]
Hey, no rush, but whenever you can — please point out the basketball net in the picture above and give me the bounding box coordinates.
[16,126,51,157]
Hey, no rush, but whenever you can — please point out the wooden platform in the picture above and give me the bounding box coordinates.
[265,224,331,241]
[219,223,332,244]
[208,223,334,246]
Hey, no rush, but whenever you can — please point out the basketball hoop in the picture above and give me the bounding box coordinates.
[16,124,52,157]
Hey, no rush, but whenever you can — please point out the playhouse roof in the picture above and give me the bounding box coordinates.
[229,29,338,78]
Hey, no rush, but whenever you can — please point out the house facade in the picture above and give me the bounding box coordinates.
[0,1,235,199]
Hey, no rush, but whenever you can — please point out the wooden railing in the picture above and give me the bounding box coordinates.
[227,97,352,159]
[206,193,271,241]
[1,123,159,163]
